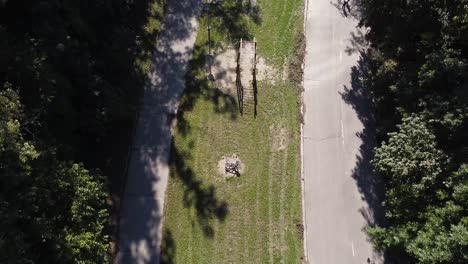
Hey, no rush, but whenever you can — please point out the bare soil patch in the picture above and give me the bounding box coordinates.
[208,48,277,95]
[270,125,291,151]
[256,56,278,82]
[209,49,238,95]
[217,154,245,178]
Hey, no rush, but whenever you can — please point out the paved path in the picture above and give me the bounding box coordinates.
[302,1,383,263]
[116,1,202,263]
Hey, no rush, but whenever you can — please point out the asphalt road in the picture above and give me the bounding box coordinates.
[116,1,202,263]
[302,0,383,263]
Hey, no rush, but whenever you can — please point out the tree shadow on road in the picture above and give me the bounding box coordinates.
[340,25,412,263]
[340,48,388,264]
[116,0,221,263]
[341,49,384,222]
[336,7,389,261]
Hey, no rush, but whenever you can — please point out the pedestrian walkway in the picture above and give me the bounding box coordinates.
[116,1,202,263]
[237,38,256,115]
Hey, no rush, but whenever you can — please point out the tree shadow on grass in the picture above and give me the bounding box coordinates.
[170,138,229,238]
[159,0,261,262]
[175,44,240,137]
[175,0,263,136]
[160,228,176,264]
[168,27,242,239]
[211,0,261,43]
[117,1,218,263]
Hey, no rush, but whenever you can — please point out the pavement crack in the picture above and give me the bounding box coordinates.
[303,135,341,142]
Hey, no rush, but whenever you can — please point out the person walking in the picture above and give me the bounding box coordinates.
[342,0,351,16]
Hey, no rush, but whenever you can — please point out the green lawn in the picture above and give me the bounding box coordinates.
[161,0,304,263]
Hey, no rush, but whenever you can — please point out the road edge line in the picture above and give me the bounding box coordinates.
[300,0,309,263]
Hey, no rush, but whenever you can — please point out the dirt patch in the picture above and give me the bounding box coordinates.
[217,154,245,178]
[208,48,277,95]
[288,32,306,87]
[209,49,238,95]
[256,56,277,83]
[281,60,289,81]
[296,221,304,240]
[270,125,291,151]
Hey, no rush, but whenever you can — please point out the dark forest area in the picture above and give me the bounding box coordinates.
[350,0,468,263]
[0,0,165,263]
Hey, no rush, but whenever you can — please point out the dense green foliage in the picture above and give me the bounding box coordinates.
[0,0,165,262]
[370,117,467,263]
[0,88,109,263]
[352,0,468,263]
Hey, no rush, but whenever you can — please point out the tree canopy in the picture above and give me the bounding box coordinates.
[352,0,468,263]
[0,0,165,262]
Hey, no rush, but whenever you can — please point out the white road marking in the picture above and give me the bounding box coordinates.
[352,242,355,257]
[339,95,345,146]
